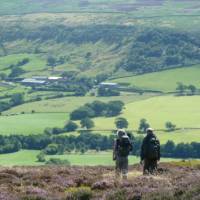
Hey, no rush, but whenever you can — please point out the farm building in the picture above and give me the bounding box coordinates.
[99,82,119,89]
[32,76,48,81]
[48,76,63,81]
[21,78,46,86]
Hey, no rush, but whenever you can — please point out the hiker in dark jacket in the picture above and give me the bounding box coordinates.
[140,128,160,175]
[113,129,133,179]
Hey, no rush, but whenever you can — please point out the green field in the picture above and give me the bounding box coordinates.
[1,95,200,144]
[94,95,200,130]
[0,113,68,135]
[112,65,200,92]
[4,94,153,114]
[0,53,46,74]
[0,150,182,167]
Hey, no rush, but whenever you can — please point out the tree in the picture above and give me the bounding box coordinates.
[80,117,94,129]
[0,73,7,80]
[47,56,57,70]
[165,121,176,132]
[64,121,78,132]
[163,140,175,157]
[52,127,64,135]
[98,87,120,97]
[176,82,186,95]
[44,144,59,155]
[10,93,24,106]
[89,100,107,116]
[70,106,95,120]
[37,152,46,162]
[115,117,129,129]
[138,118,150,133]
[106,101,124,116]
[187,84,197,95]
[9,67,25,78]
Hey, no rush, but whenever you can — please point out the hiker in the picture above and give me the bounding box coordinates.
[140,128,160,175]
[113,129,133,179]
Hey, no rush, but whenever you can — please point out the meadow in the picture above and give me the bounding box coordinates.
[0,113,68,135]
[94,95,200,131]
[111,65,200,92]
[0,150,181,167]
[1,95,200,144]
[4,93,153,114]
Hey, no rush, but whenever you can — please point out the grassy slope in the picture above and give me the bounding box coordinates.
[4,94,152,114]
[0,53,46,73]
[94,95,200,129]
[0,150,181,166]
[1,95,200,144]
[0,113,68,135]
[0,43,120,78]
[93,95,200,143]
[111,65,200,92]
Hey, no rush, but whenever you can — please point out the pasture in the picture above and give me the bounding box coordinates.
[112,65,200,92]
[0,113,68,135]
[0,53,47,74]
[1,95,200,145]
[0,150,181,167]
[4,94,153,114]
[94,95,200,131]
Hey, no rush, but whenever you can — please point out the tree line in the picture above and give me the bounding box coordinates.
[70,100,124,120]
[0,133,199,159]
[176,82,199,96]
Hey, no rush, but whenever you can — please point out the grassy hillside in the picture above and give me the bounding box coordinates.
[1,95,200,145]
[1,25,200,78]
[0,150,181,166]
[94,95,200,130]
[0,113,68,135]
[111,65,200,92]
[3,94,152,114]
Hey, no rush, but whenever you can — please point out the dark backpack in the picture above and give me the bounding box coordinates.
[146,137,160,160]
[117,135,132,157]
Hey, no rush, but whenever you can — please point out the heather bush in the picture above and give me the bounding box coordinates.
[22,186,48,200]
[66,186,92,200]
[105,188,127,200]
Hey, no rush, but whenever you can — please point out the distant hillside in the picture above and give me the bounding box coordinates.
[111,64,200,92]
[0,0,200,15]
[0,23,200,78]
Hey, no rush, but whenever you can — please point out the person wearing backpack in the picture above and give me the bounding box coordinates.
[113,129,133,179]
[140,128,160,175]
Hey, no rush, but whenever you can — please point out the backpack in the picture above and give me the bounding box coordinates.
[146,137,160,160]
[117,135,132,157]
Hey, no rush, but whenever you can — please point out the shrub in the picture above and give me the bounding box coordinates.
[115,117,129,129]
[165,121,176,132]
[64,121,78,132]
[46,158,70,165]
[36,152,46,162]
[44,144,59,155]
[66,186,92,200]
[80,117,94,129]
